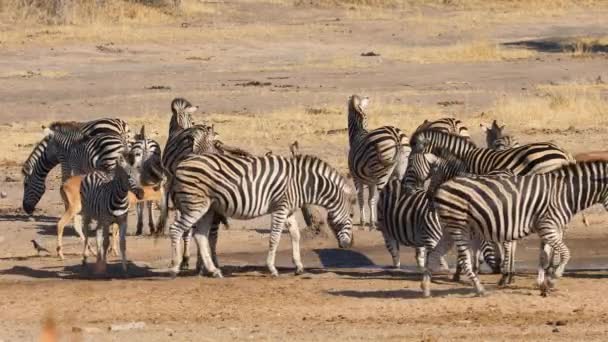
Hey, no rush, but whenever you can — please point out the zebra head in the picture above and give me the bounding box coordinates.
[347,95,369,140]
[169,98,198,135]
[325,175,355,249]
[22,136,59,214]
[402,152,434,190]
[131,125,162,185]
[481,120,505,148]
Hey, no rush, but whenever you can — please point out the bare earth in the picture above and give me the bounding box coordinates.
[1,1,608,341]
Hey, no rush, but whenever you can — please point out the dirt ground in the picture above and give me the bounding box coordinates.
[1,1,608,341]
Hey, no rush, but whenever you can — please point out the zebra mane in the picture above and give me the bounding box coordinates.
[171,97,196,115]
[411,129,476,152]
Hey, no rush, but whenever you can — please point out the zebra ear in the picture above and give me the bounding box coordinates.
[359,97,370,110]
[424,153,438,165]
[139,125,146,139]
[290,141,299,156]
[42,125,53,137]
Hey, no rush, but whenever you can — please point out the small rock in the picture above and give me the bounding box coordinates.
[71,327,82,333]
[555,320,567,326]
[4,176,17,182]
[109,322,146,332]
[552,328,560,333]
[72,326,102,333]
[0,192,7,198]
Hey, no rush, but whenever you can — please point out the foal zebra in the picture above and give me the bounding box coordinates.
[347,95,409,229]
[80,155,143,275]
[434,161,608,296]
[169,153,355,278]
[130,126,162,235]
[481,120,519,150]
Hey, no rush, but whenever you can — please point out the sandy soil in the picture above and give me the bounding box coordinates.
[1,1,608,340]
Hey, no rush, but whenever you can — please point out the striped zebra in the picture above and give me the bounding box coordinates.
[80,118,132,145]
[480,120,519,150]
[22,121,130,214]
[168,153,355,278]
[130,125,162,235]
[347,95,409,229]
[169,97,197,136]
[80,155,143,275]
[156,124,235,272]
[415,118,470,138]
[405,130,572,188]
[433,161,608,296]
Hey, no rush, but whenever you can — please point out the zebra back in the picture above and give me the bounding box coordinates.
[169,98,197,136]
[414,118,470,138]
[80,118,131,143]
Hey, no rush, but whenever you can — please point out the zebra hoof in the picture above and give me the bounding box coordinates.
[180,259,190,271]
[294,268,304,276]
[451,274,461,283]
[211,270,223,278]
[498,275,509,287]
[270,271,279,278]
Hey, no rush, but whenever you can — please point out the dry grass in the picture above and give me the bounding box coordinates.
[382,41,536,64]
[487,81,608,130]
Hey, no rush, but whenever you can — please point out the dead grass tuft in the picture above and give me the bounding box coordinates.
[488,81,608,130]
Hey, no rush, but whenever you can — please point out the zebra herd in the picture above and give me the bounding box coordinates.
[20,95,607,298]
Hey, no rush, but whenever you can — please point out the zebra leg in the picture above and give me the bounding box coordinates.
[136,202,144,236]
[481,240,502,274]
[499,241,515,286]
[451,229,485,296]
[95,224,107,275]
[355,181,367,228]
[180,229,192,271]
[506,241,517,285]
[81,216,91,267]
[537,241,552,295]
[428,235,451,273]
[168,206,206,277]
[192,212,222,278]
[119,217,128,275]
[147,201,156,234]
[368,186,378,231]
[537,225,570,296]
[209,216,220,268]
[286,215,304,275]
[378,221,400,268]
[419,248,432,298]
[155,181,169,235]
[267,209,289,277]
[552,228,566,278]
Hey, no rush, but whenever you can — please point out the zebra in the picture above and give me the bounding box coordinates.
[480,120,519,150]
[129,125,162,235]
[22,119,132,214]
[347,95,409,229]
[169,97,197,136]
[168,153,355,278]
[405,129,572,188]
[80,154,143,275]
[402,118,470,189]
[433,161,608,296]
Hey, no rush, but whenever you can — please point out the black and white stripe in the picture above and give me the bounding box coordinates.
[347,95,409,229]
[130,126,162,235]
[405,129,572,188]
[169,97,197,136]
[481,120,519,150]
[22,120,130,214]
[80,156,142,274]
[433,161,608,296]
[402,118,470,189]
[168,153,355,278]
